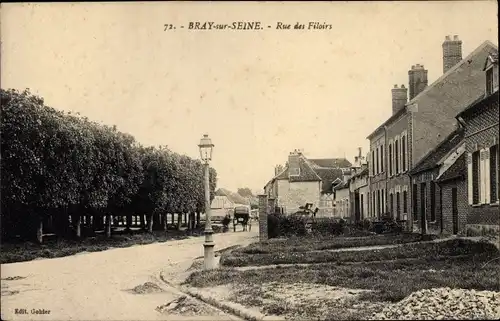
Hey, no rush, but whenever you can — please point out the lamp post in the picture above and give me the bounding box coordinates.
[198,134,215,270]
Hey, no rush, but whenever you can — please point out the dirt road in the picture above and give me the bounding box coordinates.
[1,231,258,321]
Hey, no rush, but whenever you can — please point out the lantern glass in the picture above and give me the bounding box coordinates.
[198,134,214,162]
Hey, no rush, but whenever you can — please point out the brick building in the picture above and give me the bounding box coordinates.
[367,36,497,230]
[409,128,465,234]
[457,52,499,233]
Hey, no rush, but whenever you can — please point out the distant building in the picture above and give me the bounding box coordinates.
[211,195,234,210]
[349,165,370,223]
[263,149,350,215]
[334,180,350,220]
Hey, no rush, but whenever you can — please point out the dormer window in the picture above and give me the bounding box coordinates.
[484,53,498,96]
[486,68,494,95]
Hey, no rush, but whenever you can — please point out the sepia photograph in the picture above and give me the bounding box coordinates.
[1,1,499,320]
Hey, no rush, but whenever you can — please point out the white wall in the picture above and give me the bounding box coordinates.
[277,180,321,213]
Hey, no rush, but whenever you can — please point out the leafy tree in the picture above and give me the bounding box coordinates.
[237,187,254,198]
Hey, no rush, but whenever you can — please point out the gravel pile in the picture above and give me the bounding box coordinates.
[371,287,500,320]
[130,282,164,294]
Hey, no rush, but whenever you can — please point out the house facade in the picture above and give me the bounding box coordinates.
[211,195,234,210]
[458,52,499,234]
[409,128,465,235]
[349,166,370,222]
[367,127,387,220]
[436,153,467,235]
[263,150,349,215]
[366,36,497,231]
[334,180,350,220]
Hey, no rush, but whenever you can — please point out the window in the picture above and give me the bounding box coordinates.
[403,190,408,214]
[371,151,375,176]
[491,145,499,203]
[420,183,427,222]
[389,143,393,176]
[396,192,401,220]
[402,135,407,172]
[472,151,481,204]
[360,194,364,218]
[377,190,381,217]
[381,144,385,173]
[376,147,380,174]
[390,193,394,216]
[371,192,375,217]
[430,181,436,221]
[382,189,385,215]
[486,68,494,95]
[395,138,400,174]
[413,184,418,221]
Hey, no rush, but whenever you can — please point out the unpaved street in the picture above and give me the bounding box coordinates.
[1,231,258,321]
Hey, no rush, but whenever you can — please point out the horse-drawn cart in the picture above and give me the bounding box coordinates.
[233,206,251,232]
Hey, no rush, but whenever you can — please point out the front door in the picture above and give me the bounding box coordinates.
[354,192,360,222]
[452,188,458,235]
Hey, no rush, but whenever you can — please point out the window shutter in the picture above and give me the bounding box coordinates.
[467,153,473,205]
[400,137,403,174]
[484,149,491,204]
[405,135,408,172]
[479,150,485,204]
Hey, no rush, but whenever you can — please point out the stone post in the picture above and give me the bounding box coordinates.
[258,195,269,242]
[268,198,276,215]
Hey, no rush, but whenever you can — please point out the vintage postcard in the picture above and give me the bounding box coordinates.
[1,1,499,320]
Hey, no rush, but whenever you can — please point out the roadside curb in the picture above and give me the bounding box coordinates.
[183,286,284,321]
[159,270,283,321]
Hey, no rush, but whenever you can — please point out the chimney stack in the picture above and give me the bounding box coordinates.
[288,150,301,177]
[392,84,408,114]
[442,35,462,73]
[408,64,428,100]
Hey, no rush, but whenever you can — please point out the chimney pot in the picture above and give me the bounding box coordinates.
[401,84,405,88]
[445,35,451,41]
[453,35,459,40]
[394,84,398,88]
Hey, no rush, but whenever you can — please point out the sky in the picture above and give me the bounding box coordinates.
[1,1,498,193]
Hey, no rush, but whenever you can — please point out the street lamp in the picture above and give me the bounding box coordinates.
[198,134,215,270]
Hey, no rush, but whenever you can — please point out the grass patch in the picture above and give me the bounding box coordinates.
[185,254,500,303]
[233,233,426,255]
[0,229,211,264]
[221,238,497,267]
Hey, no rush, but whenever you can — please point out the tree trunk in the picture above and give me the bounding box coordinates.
[86,215,91,228]
[126,213,132,232]
[37,217,43,244]
[187,212,192,231]
[140,214,146,230]
[106,214,112,238]
[184,213,187,227]
[76,215,82,238]
[177,213,182,230]
[163,214,168,232]
[153,213,161,231]
[196,212,201,229]
[147,213,153,233]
